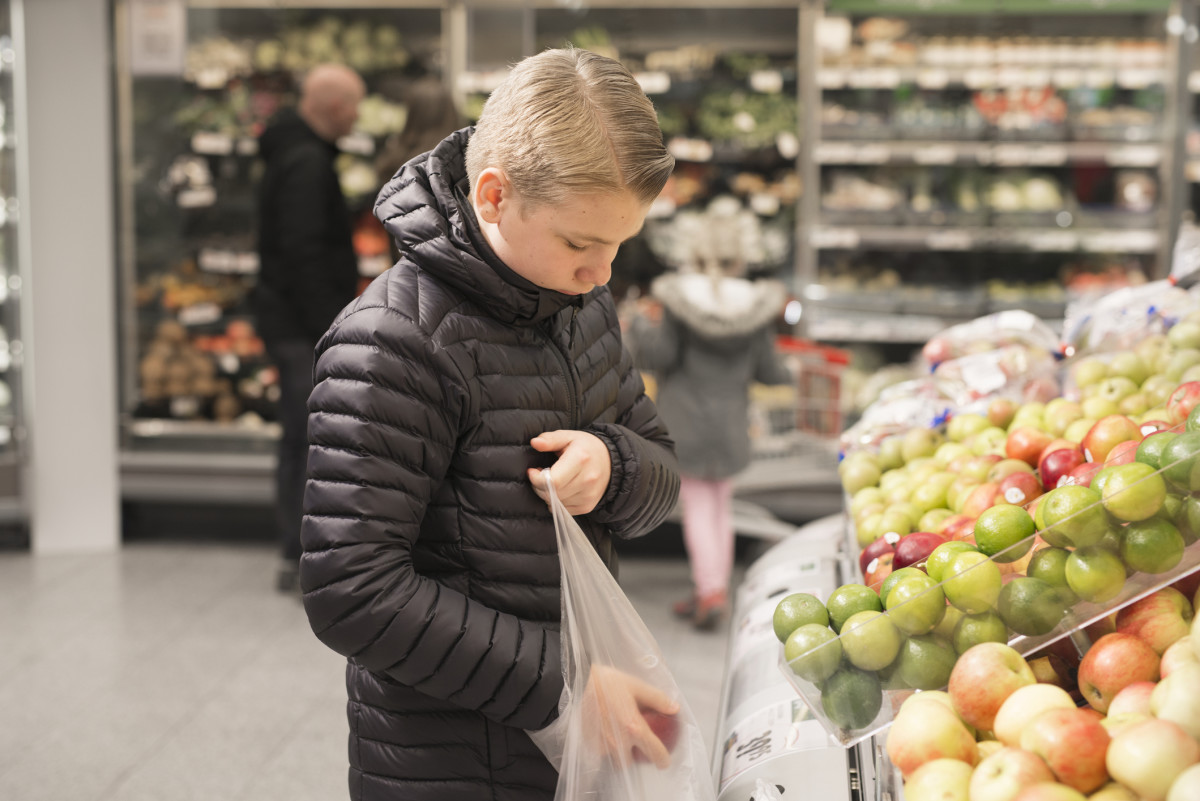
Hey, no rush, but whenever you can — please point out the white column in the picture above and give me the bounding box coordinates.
[21,0,120,552]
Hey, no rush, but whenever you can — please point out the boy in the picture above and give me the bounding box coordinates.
[299,48,682,801]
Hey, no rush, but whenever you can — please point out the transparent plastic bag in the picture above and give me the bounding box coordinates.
[1061,279,1193,357]
[920,310,1061,370]
[527,473,717,801]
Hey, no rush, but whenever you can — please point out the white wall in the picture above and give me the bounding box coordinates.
[21,0,120,552]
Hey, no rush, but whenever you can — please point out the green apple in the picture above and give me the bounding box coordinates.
[947,413,991,443]
[840,609,902,671]
[1168,321,1200,350]
[1109,351,1151,385]
[1066,546,1127,603]
[1082,397,1121,420]
[773,591,830,642]
[903,427,945,463]
[1161,431,1200,492]
[885,574,947,636]
[894,634,957,690]
[934,441,972,467]
[826,583,883,633]
[902,758,974,801]
[1044,399,1085,437]
[785,623,842,683]
[1095,376,1140,405]
[878,435,905,471]
[970,427,1009,456]
[952,610,1009,654]
[1026,546,1078,602]
[925,541,979,583]
[1163,348,1200,380]
[1073,356,1109,388]
[1101,461,1167,522]
[943,550,1003,614]
[842,458,882,494]
[821,667,883,730]
[997,576,1069,636]
[1039,484,1108,548]
[1064,417,1097,443]
[1141,374,1178,407]
[1119,517,1186,574]
[919,507,955,534]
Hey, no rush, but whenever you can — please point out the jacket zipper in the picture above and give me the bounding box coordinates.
[546,308,579,429]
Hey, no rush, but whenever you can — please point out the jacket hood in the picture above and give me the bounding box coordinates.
[373,127,581,326]
[651,272,787,340]
[258,107,330,161]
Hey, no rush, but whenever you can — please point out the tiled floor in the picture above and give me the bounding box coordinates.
[0,541,737,801]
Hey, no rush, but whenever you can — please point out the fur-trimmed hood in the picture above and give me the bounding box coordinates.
[650,272,787,341]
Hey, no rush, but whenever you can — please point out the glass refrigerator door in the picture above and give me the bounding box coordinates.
[116,3,444,462]
[0,0,27,532]
[804,0,1174,352]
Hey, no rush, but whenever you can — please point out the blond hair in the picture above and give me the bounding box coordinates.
[466,48,674,209]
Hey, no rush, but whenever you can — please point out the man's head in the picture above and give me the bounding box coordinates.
[466,48,674,295]
[299,63,366,142]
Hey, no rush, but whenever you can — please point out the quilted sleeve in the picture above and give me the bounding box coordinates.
[586,340,680,540]
[299,304,563,730]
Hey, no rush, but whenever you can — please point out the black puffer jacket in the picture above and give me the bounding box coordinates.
[300,128,680,801]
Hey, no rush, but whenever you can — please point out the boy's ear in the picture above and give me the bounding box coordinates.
[473,167,510,224]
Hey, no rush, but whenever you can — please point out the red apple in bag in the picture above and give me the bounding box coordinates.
[632,708,679,763]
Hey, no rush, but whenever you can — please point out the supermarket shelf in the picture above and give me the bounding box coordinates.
[815,140,1163,167]
[822,65,1165,92]
[810,225,1160,253]
[808,312,954,344]
[120,449,274,504]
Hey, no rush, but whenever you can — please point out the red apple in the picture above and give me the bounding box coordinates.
[885,697,978,779]
[1103,439,1141,467]
[1019,707,1111,793]
[1077,633,1161,713]
[962,482,1003,517]
[893,531,949,570]
[1141,420,1172,437]
[1166,381,1200,425]
[632,708,679,762]
[1172,571,1200,602]
[865,552,894,590]
[859,534,899,575]
[1107,681,1156,717]
[969,747,1056,801]
[1106,718,1200,801]
[941,514,978,543]
[1062,461,1103,488]
[949,642,1037,732]
[1081,415,1142,464]
[1038,447,1086,491]
[1038,438,1077,464]
[1007,427,1056,466]
[988,398,1017,429]
[1114,587,1195,655]
[998,471,1043,507]
[993,683,1076,746]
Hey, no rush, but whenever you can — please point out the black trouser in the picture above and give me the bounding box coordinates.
[266,338,316,563]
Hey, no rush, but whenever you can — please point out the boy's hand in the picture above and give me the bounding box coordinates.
[528,430,612,515]
[581,664,680,770]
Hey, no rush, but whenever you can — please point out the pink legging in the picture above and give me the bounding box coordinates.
[678,474,736,598]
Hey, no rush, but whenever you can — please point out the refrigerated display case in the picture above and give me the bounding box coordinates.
[798,0,1181,355]
[113,1,445,498]
[0,0,29,533]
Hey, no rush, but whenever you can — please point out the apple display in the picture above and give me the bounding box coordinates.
[968,747,1056,801]
[886,695,979,778]
[1166,764,1200,801]
[1161,636,1200,677]
[992,683,1076,747]
[1018,707,1111,793]
[1106,680,1155,717]
[949,642,1036,732]
[1114,587,1194,655]
[1150,662,1200,741]
[903,757,974,801]
[1011,784,1087,801]
[1106,718,1200,801]
[1077,632,1161,713]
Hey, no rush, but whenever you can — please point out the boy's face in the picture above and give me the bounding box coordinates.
[474,169,648,296]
